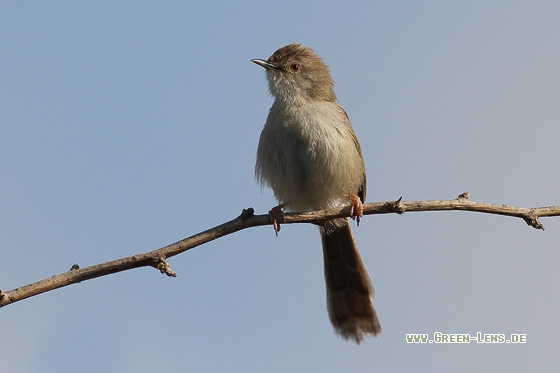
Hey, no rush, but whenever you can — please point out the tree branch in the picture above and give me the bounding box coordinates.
[2,193,559,308]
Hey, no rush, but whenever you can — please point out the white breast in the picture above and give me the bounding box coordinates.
[255,99,365,211]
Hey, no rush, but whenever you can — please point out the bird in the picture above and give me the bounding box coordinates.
[252,43,381,343]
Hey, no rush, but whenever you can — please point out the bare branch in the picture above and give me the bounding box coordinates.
[2,197,559,308]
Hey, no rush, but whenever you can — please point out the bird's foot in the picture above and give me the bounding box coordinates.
[269,203,286,236]
[349,194,363,226]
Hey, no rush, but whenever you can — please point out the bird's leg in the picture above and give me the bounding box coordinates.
[349,194,363,226]
[269,203,287,236]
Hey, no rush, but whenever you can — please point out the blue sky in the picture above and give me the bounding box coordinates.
[1,2,559,372]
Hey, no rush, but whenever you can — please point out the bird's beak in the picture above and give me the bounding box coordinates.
[251,59,278,70]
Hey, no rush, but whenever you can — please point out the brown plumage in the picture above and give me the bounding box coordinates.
[253,44,381,343]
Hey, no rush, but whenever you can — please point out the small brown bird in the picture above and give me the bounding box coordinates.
[252,44,381,343]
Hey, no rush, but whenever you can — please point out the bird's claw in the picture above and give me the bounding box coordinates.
[269,203,286,236]
[349,194,363,226]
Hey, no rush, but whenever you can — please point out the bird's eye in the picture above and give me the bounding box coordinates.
[289,63,301,72]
